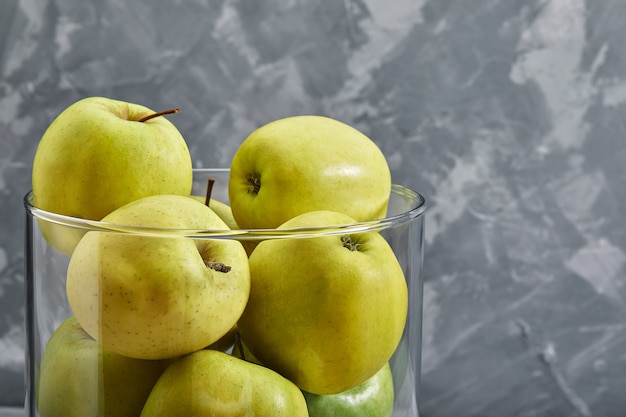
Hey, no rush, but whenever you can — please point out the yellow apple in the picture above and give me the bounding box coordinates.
[32,96,193,256]
[237,210,407,395]
[66,195,250,360]
[37,316,170,417]
[140,349,309,417]
[228,115,391,229]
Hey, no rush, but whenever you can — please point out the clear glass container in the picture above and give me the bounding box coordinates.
[24,168,426,417]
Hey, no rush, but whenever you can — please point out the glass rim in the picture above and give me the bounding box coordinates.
[23,168,426,239]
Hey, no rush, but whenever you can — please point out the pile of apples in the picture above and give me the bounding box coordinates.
[31,97,408,417]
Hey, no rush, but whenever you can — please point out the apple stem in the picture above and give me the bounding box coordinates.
[138,108,180,122]
[205,261,232,273]
[341,235,362,251]
[246,174,261,195]
[234,332,246,361]
[204,178,216,206]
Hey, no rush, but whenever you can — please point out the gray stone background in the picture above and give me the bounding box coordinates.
[1,0,626,416]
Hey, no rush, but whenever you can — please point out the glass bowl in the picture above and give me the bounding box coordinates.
[24,168,426,417]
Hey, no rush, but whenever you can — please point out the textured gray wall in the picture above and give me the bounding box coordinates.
[2,0,626,416]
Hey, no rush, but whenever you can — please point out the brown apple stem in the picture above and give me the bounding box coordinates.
[342,235,362,251]
[204,178,216,206]
[234,332,246,361]
[138,108,180,122]
[246,174,261,195]
[205,261,231,273]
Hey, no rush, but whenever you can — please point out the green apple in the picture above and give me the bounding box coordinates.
[237,210,408,395]
[37,316,170,417]
[303,362,394,417]
[66,194,250,360]
[32,96,193,256]
[228,115,391,229]
[140,349,309,417]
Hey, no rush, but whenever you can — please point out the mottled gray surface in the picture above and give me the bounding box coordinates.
[2,0,626,416]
